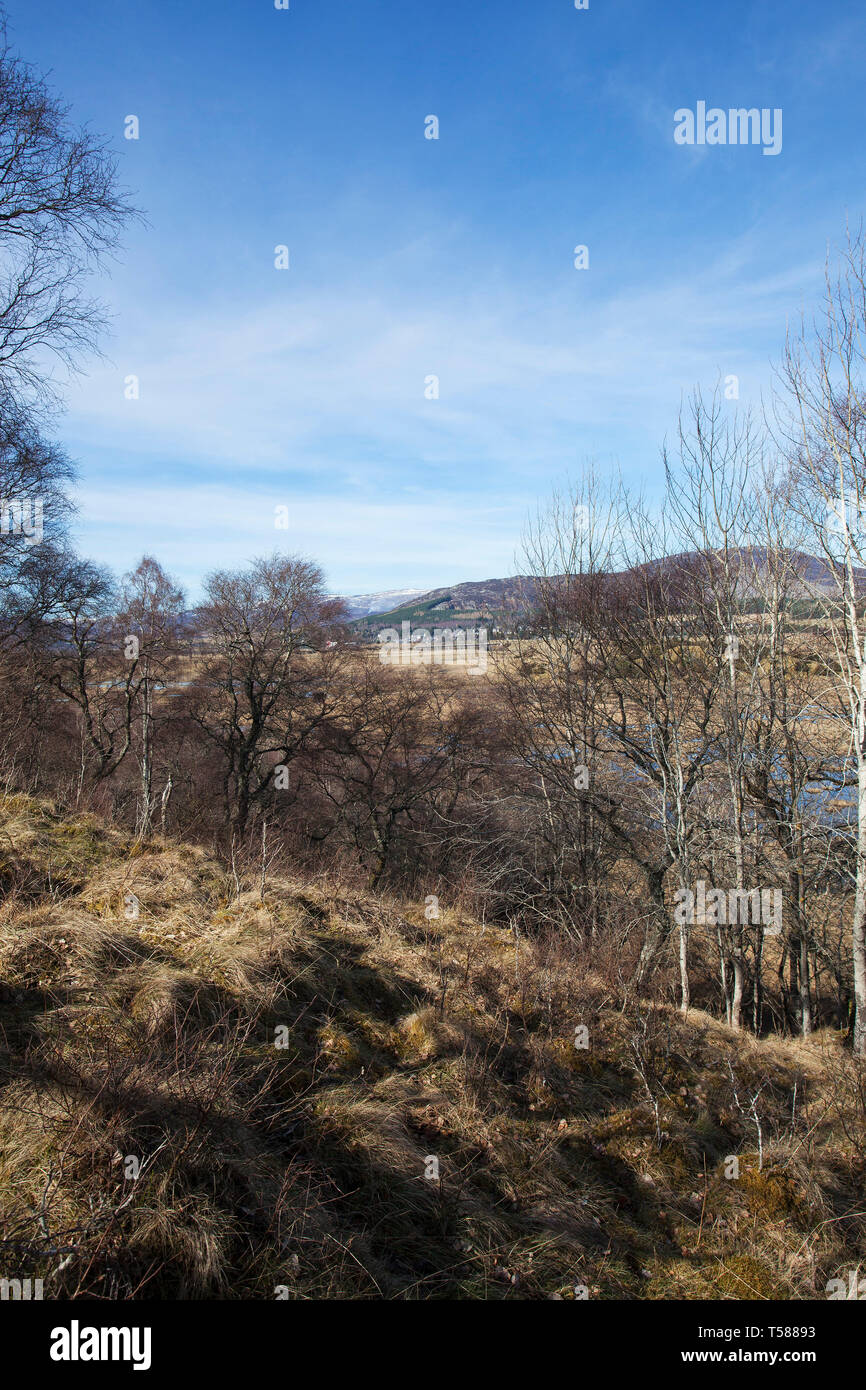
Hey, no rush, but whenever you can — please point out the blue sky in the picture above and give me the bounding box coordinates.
[11,0,866,598]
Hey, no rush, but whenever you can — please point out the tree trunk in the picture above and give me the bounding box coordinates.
[631,866,670,987]
[752,930,764,1035]
[678,915,690,1013]
[852,758,866,1055]
[139,679,153,836]
[731,950,745,1031]
[799,933,812,1037]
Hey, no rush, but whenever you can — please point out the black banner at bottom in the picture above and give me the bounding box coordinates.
[0,1297,857,1378]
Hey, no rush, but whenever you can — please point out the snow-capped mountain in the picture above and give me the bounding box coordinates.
[336,588,426,621]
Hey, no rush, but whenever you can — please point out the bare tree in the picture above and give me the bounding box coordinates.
[190,553,346,840]
[662,389,763,1026]
[500,475,721,1006]
[118,556,186,836]
[497,474,624,938]
[779,224,866,1055]
[42,560,140,796]
[0,396,76,643]
[0,9,137,409]
[589,525,722,1009]
[311,660,484,889]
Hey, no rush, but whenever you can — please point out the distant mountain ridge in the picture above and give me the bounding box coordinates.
[349,576,542,630]
[346,548,866,631]
[643,546,866,599]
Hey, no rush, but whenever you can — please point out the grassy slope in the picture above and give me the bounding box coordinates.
[0,794,863,1301]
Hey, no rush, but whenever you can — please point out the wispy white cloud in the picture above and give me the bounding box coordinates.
[66,246,812,468]
[72,481,524,598]
[63,231,823,594]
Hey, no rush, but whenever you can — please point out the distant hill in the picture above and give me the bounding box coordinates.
[641,546,866,599]
[350,576,542,632]
[349,548,866,635]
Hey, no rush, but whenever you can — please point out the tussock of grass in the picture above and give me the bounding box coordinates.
[0,792,864,1300]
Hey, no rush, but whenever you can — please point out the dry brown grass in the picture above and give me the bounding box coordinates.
[0,792,863,1300]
